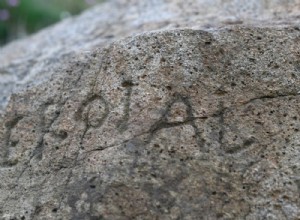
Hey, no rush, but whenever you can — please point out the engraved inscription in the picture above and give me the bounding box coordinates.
[117,80,134,132]
[144,93,205,150]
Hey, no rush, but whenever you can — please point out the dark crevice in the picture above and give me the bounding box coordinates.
[241,92,300,106]
[117,79,133,133]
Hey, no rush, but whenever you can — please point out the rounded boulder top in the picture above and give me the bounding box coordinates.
[0,0,300,219]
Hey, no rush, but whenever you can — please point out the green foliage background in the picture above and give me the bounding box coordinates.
[0,0,104,45]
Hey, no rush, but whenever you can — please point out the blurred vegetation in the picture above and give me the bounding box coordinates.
[0,0,104,46]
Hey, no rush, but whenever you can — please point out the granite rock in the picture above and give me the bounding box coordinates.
[1,1,300,220]
[1,0,300,112]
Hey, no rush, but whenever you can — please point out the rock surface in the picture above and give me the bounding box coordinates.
[1,1,300,220]
[1,0,300,112]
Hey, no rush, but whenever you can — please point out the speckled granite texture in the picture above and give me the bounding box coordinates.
[0,1,300,220]
[1,0,300,113]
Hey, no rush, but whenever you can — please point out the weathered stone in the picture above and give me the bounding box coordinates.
[1,1,300,220]
[1,0,300,113]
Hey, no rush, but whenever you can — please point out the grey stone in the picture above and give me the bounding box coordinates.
[0,0,300,219]
[1,0,300,113]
